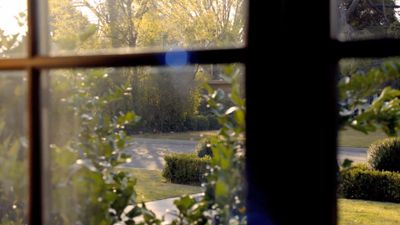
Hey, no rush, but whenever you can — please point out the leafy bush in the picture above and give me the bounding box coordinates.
[338,164,400,203]
[368,137,400,172]
[0,142,27,225]
[46,72,162,225]
[162,153,211,185]
[183,65,247,224]
[196,137,213,158]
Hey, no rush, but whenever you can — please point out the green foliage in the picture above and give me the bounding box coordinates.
[196,137,214,158]
[162,153,211,185]
[168,64,247,225]
[338,59,400,135]
[0,74,28,225]
[0,137,27,225]
[49,0,99,52]
[338,164,400,203]
[47,70,160,225]
[171,195,209,225]
[46,64,243,224]
[202,65,246,224]
[207,115,220,130]
[192,115,209,131]
[368,137,400,172]
[338,61,400,104]
[347,87,400,136]
[129,67,202,133]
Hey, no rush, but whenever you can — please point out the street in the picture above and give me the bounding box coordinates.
[121,138,197,170]
[120,138,369,170]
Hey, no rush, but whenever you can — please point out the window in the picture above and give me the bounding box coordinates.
[0,0,250,225]
[42,65,245,225]
[332,0,400,224]
[47,0,246,55]
[0,0,355,224]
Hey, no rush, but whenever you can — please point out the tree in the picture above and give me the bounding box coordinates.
[49,0,98,53]
[0,11,26,57]
[141,0,245,48]
[337,0,400,39]
[59,0,245,50]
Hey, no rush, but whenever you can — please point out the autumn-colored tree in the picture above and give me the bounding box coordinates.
[48,0,98,53]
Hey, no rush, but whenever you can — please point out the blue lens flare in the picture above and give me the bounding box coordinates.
[165,51,189,67]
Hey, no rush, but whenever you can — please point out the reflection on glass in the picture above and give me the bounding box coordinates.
[333,0,400,40]
[0,72,28,224]
[337,58,400,224]
[44,64,246,224]
[0,0,27,57]
[47,0,246,55]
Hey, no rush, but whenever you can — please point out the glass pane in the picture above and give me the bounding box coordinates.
[0,72,28,224]
[44,64,246,224]
[0,0,27,57]
[332,0,400,40]
[337,58,400,224]
[46,0,246,55]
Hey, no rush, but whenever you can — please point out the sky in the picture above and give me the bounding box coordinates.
[0,0,27,35]
[0,0,96,36]
[75,0,98,23]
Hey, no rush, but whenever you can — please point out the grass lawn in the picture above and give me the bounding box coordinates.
[120,168,204,202]
[338,199,400,225]
[338,129,389,148]
[134,130,218,141]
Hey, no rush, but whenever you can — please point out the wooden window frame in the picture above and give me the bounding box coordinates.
[5,0,251,224]
[2,0,388,224]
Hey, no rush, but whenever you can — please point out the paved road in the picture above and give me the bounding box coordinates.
[338,147,368,163]
[120,137,369,170]
[121,138,197,170]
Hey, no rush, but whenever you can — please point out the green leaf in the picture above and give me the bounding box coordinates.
[215,180,229,199]
[235,109,245,128]
[173,195,196,213]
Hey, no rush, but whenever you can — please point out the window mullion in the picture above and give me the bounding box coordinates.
[27,0,44,225]
[0,48,247,70]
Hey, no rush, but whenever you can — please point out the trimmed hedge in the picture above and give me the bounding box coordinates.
[338,164,400,203]
[162,153,211,185]
[368,137,400,172]
[207,115,220,130]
